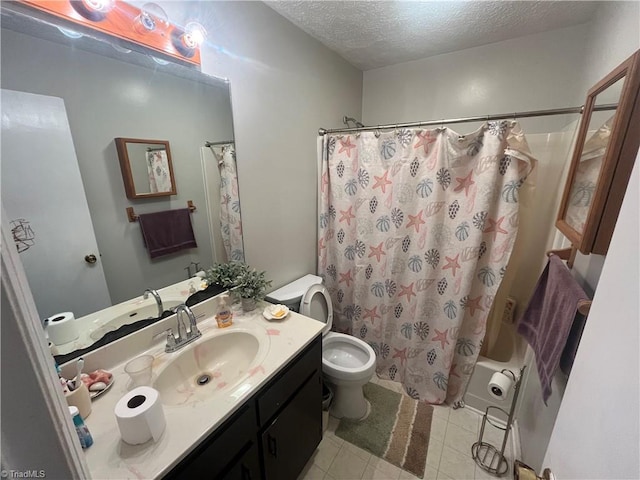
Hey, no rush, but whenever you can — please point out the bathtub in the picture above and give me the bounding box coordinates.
[464,321,525,415]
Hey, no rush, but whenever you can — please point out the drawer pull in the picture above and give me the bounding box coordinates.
[267,435,278,458]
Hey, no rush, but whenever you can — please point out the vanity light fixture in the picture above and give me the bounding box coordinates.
[21,0,203,66]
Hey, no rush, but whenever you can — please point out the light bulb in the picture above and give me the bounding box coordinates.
[171,22,206,58]
[184,22,207,48]
[134,3,168,34]
[70,0,114,21]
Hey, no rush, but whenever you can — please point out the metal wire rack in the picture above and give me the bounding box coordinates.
[472,366,526,477]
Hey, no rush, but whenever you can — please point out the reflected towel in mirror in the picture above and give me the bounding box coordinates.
[138,208,197,258]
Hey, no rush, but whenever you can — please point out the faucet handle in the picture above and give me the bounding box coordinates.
[153,328,176,348]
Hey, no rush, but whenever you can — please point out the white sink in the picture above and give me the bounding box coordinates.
[89,299,183,340]
[153,329,266,406]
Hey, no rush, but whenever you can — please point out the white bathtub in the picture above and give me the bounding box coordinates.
[464,322,525,414]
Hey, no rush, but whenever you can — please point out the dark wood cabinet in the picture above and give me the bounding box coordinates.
[164,335,322,480]
[261,372,322,480]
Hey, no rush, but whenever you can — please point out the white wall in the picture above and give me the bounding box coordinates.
[545,155,639,479]
[362,24,589,133]
[158,1,363,289]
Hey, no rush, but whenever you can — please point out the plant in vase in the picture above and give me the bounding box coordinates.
[203,261,247,290]
[235,267,272,312]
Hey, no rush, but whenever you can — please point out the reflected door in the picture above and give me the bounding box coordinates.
[1,90,111,318]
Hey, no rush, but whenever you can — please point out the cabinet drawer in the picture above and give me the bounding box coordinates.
[164,403,257,479]
[257,335,321,426]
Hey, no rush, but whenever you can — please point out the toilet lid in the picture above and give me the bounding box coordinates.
[301,284,333,336]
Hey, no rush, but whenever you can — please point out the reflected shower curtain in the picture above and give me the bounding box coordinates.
[146,150,172,193]
[318,122,536,403]
[209,144,245,262]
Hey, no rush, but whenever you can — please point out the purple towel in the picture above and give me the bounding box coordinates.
[138,208,197,258]
[516,255,588,404]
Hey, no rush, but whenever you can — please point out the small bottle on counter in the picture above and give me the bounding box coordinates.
[69,406,93,449]
[215,293,233,328]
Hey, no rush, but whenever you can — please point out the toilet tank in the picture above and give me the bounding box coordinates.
[266,274,323,312]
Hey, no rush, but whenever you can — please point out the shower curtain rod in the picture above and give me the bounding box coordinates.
[205,140,234,147]
[318,103,618,135]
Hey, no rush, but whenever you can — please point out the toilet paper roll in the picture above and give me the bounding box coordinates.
[487,371,513,401]
[115,386,165,445]
[45,312,78,345]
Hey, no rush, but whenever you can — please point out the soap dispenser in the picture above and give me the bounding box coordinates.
[215,294,233,328]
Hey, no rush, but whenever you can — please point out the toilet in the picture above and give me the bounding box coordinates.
[267,275,376,420]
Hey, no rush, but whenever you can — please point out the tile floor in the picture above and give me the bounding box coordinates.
[298,376,515,480]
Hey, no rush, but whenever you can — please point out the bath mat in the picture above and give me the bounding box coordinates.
[335,382,433,478]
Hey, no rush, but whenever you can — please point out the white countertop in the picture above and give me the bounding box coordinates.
[55,277,203,355]
[82,302,324,479]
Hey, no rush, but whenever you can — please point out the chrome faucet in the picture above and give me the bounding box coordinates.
[143,288,164,318]
[158,304,201,353]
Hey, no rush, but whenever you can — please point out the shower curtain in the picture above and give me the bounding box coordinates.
[318,122,536,404]
[209,144,245,262]
[146,150,172,193]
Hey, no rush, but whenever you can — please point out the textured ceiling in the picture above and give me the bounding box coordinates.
[265,1,600,70]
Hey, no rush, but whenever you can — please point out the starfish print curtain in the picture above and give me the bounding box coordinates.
[209,144,245,263]
[318,122,536,404]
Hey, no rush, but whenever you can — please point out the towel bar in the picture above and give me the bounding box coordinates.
[546,245,577,268]
[546,248,592,316]
[126,200,196,222]
[577,299,591,316]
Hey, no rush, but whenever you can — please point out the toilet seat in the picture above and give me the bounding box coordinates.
[322,332,376,382]
[300,284,333,336]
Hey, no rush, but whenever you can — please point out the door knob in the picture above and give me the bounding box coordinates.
[84,254,97,264]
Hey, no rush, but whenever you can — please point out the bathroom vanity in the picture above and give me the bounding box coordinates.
[71,298,325,479]
[164,336,322,479]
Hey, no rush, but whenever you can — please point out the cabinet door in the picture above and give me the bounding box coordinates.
[220,442,261,480]
[261,371,322,480]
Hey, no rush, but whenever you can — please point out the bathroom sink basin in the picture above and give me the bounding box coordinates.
[89,300,183,340]
[153,330,262,406]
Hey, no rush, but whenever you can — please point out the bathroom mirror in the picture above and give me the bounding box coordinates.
[1,5,244,358]
[115,138,177,198]
[556,50,640,255]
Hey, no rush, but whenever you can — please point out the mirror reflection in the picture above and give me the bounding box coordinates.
[115,138,176,198]
[1,10,243,357]
[564,76,625,233]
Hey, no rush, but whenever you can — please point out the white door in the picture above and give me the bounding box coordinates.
[1,89,112,319]
[542,158,640,478]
